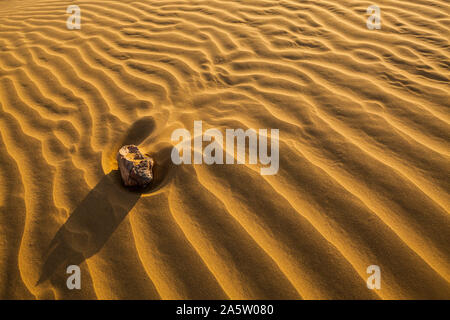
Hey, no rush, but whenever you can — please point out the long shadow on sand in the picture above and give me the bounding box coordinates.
[37,113,178,285]
[37,144,176,286]
[36,171,140,285]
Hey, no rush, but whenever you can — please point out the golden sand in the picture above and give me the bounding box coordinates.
[0,0,449,299]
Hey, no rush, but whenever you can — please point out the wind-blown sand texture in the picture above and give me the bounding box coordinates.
[0,0,449,299]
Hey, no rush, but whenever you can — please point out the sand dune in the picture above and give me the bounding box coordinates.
[0,0,449,299]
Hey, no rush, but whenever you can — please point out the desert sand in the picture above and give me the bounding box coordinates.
[0,0,449,299]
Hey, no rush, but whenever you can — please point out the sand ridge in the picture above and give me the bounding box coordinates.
[0,0,449,299]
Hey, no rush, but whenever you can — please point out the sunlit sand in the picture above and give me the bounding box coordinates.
[0,0,449,299]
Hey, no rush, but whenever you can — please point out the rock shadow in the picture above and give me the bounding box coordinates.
[37,171,140,285]
[37,116,178,285]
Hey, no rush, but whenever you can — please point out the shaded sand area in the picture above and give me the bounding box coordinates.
[0,0,449,299]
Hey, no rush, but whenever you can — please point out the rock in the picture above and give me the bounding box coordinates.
[117,145,154,187]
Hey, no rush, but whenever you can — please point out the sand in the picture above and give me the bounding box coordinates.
[0,0,449,299]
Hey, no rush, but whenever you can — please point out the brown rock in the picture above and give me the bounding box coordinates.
[117,145,154,187]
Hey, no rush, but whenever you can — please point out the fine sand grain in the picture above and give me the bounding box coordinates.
[0,0,449,299]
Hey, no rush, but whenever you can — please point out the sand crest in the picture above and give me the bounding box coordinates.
[0,0,449,299]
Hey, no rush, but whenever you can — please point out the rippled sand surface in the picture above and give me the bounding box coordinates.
[0,0,449,299]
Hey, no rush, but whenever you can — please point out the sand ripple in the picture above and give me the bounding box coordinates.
[0,0,449,299]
